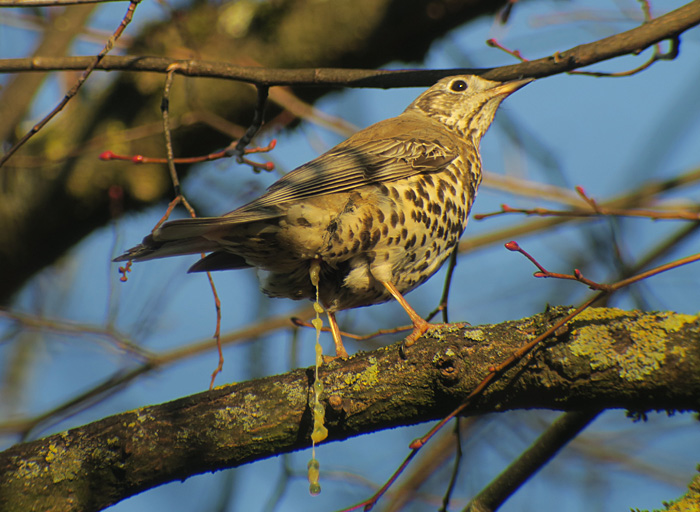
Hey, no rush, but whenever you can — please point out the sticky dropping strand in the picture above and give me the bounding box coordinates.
[307,459,321,496]
[307,259,327,495]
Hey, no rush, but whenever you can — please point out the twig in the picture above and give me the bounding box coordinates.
[486,38,529,62]
[337,449,420,512]
[497,0,519,25]
[227,85,269,162]
[506,240,700,292]
[99,140,276,171]
[566,0,680,77]
[426,247,459,323]
[290,317,412,341]
[490,1,682,78]
[161,66,182,196]
[160,65,224,389]
[481,172,586,208]
[382,419,477,512]
[0,0,141,168]
[474,202,700,221]
[439,418,463,512]
[465,166,700,256]
[0,309,150,359]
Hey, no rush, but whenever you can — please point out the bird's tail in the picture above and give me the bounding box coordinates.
[113,217,227,263]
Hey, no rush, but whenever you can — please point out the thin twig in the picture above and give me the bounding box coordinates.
[99,139,276,171]
[426,247,459,323]
[160,65,225,389]
[465,166,700,256]
[507,240,700,293]
[0,309,150,359]
[439,418,463,512]
[492,0,681,78]
[0,0,141,168]
[228,85,269,159]
[161,66,181,196]
[290,317,412,341]
[475,202,700,221]
[337,449,421,512]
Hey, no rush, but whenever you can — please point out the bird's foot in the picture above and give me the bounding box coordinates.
[322,353,346,364]
[403,317,440,347]
[321,340,349,364]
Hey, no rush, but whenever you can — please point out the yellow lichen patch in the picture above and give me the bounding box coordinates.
[671,344,688,360]
[569,312,693,381]
[13,459,42,480]
[463,328,486,341]
[654,312,696,333]
[424,323,461,341]
[45,443,59,463]
[343,356,379,391]
[272,380,307,408]
[211,406,236,430]
[574,307,632,322]
[44,443,81,483]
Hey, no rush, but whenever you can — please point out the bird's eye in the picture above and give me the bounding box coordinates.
[450,80,467,92]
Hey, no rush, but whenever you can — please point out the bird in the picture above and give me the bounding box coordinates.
[114,74,532,358]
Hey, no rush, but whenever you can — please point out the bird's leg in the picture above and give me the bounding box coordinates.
[381,280,441,346]
[310,257,349,360]
[327,311,349,359]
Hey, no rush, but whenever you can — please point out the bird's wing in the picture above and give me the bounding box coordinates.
[255,138,454,204]
[219,117,459,224]
[118,135,456,259]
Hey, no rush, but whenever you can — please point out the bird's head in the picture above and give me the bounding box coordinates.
[407,74,533,143]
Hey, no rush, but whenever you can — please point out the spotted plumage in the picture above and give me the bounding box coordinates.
[114,75,532,357]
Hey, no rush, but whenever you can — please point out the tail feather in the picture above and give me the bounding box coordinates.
[114,214,274,264]
[152,217,228,241]
[113,234,220,262]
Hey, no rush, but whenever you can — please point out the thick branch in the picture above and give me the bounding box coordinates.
[1,1,700,85]
[1,307,698,511]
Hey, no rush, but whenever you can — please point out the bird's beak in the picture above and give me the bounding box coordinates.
[492,77,534,96]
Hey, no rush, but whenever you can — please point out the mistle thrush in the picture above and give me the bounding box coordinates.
[115,75,532,357]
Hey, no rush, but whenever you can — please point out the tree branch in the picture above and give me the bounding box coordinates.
[1,0,700,86]
[1,307,698,511]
